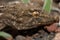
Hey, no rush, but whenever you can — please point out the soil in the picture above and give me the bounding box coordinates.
[0,0,60,40]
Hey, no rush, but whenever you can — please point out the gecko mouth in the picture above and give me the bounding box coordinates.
[1,25,50,38]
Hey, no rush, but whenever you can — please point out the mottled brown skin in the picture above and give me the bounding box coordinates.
[0,1,59,30]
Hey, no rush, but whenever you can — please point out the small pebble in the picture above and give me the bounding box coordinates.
[52,33,60,40]
[15,35,25,40]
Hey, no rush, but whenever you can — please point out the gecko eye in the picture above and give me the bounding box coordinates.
[32,11,40,18]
